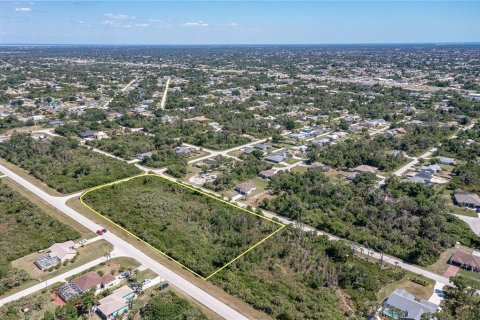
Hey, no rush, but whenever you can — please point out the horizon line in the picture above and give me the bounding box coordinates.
[1,42,480,47]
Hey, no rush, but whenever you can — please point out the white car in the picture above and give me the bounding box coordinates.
[78,239,88,245]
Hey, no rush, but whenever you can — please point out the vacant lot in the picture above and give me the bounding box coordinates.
[0,180,80,296]
[0,133,141,193]
[82,175,282,278]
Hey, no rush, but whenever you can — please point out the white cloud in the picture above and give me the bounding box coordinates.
[104,13,135,20]
[101,19,115,26]
[101,20,148,28]
[182,20,208,28]
[226,22,238,27]
[15,7,32,12]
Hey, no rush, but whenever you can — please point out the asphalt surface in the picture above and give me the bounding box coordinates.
[0,163,248,320]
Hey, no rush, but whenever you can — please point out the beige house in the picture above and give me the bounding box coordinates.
[47,241,77,262]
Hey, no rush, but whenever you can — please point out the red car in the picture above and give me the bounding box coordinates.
[96,229,104,235]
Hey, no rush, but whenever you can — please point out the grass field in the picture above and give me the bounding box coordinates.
[11,240,113,280]
[81,174,284,279]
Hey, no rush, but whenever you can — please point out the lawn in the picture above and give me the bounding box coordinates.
[11,240,113,281]
[458,268,480,282]
[377,274,434,302]
[81,174,283,278]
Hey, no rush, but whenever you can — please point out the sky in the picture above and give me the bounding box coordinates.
[1,1,479,45]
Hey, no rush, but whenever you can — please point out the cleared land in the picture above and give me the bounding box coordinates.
[81,174,283,278]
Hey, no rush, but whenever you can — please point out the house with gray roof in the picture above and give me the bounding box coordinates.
[254,143,272,151]
[265,154,285,163]
[453,192,480,209]
[437,156,456,165]
[382,289,438,320]
[243,147,256,155]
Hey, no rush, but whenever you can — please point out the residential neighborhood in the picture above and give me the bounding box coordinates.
[0,4,479,319]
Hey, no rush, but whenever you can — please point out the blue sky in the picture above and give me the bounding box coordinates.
[1,1,479,44]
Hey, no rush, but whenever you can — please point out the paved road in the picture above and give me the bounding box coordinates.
[393,147,437,177]
[125,146,455,289]
[185,138,269,164]
[252,206,452,286]
[185,130,294,165]
[454,214,480,235]
[0,255,108,307]
[157,169,453,286]
[0,163,248,320]
[159,77,170,110]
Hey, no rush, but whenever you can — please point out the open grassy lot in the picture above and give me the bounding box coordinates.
[86,132,156,160]
[81,174,283,278]
[377,274,434,302]
[11,240,113,280]
[0,133,141,193]
[0,180,80,296]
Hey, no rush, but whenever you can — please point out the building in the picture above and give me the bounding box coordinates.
[468,93,480,101]
[353,165,378,174]
[418,164,442,174]
[254,143,272,151]
[315,138,330,146]
[243,147,256,155]
[58,271,117,302]
[453,192,480,209]
[259,169,276,179]
[309,162,331,171]
[235,182,256,195]
[78,130,95,139]
[174,146,191,157]
[448,249,480,272]
[265,154,285,163]
[96,286,136,320]
[437,156,456,165]
[382,289,438,320]
[94,131,109,140]
[288,133,305,140]
[34,241,77,270]
[136,151,153,161]
[409,120,425,126]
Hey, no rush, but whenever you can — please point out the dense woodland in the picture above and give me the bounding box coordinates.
[0,133,141,193]
[203,155,272,191]
[212,227,405,319]
[86,132,157,160]
[82,175,280,278]
[261,169,480,266]
[433,275,480,320]
[439,123,480,193]
[141,290,208,320]
[0,181,80,296]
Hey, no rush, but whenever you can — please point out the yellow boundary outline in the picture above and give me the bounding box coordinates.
[79,173,285,280]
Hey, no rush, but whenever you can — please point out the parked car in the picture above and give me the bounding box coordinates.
[78,239,88,245]
[102,228,108,233]
[96,230,104,235]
